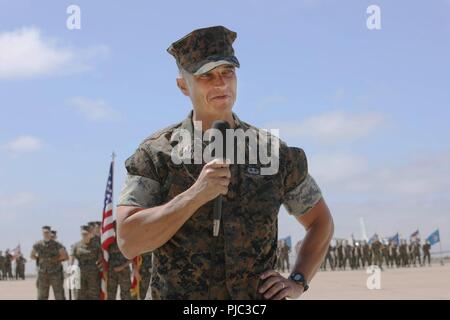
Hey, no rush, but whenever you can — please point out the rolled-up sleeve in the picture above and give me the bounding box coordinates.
[117,147,162,208]
[282,147,322,217]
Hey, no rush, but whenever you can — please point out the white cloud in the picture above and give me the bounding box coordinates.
[280,151,450,250]
[268,111,385,144]
[67,96,119,121]
[0,27,109,79]
[256,95,289,111]
[309,153,368,184]
[0,192,36,210]
[312,151,450,201]
[3,135,43,154]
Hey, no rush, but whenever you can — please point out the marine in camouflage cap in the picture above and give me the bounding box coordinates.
[31,225,68,300]
[117,25,333,300]
[167,25,240,75]
[70,225,102,300]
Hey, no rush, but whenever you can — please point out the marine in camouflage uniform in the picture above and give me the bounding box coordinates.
[71,225,102,300]
[381,242,390,268]
[107,241,132,300]
[343,241,352,270]
[15,254,27,280]
[139,252,153,299]
[4,250,13,280]
[118,110,322,299]
[322,245,335,271]
[88,221,102,246]
[0,251,5,280]
[335,241,344,270]
[352,243,362,270]
[388,241,398,268]
[399,240,409,267]
[279,241,290,273]
[276,240,283,271]
[422,241,431,266]
[361,241,371,267]
[31,226,68,300]
[50,230,66,299]
[411,240,422,267]
[117,25,326,300]
[371,239,383,270]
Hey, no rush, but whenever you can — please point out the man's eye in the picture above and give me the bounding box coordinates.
[223,69,234,76]
[199,73,211,79]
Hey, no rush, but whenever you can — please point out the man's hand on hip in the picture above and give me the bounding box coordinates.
[259,270,304,300]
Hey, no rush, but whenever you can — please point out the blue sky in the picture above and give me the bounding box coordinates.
[1,0,449,268]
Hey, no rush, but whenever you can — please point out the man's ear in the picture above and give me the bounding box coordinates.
[176,77,190,97]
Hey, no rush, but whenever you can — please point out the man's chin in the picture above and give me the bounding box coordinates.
[208,101,234,115]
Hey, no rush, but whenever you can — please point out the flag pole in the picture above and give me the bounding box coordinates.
[111,151,116,218]
[438,228,444,266]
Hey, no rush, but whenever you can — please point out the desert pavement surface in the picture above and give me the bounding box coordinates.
[1,263,449,300]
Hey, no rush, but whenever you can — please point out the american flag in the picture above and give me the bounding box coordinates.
[410,229,420,242]
[100,156,116,300]
[10,244,21,260]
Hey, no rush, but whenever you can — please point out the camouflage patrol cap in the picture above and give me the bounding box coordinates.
[42,226,51,231]
[167,25,240,75]
[51,230,57,235]
[81,225,90,234]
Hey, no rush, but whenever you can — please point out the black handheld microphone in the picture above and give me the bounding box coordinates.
[211,120,230,237]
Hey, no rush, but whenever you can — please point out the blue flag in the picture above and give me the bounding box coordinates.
[368,233,378,244]
[426,229,440,246]
[389,233,399,246]
[280,236,292,249]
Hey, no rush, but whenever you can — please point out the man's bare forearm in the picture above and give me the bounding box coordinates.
[293,214,334,282]
[118,189,204,258]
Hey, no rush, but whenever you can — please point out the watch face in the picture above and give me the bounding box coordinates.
[293,274,302,281]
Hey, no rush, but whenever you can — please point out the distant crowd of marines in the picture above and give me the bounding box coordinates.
[1,230,435,299]
[276,237,432,273]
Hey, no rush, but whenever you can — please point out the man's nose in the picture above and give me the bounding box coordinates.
[212,74,226,87]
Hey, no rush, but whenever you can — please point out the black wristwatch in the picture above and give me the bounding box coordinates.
[289,272,309,292]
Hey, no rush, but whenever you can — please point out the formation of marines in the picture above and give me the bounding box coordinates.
[0,249,27,281]
[2,231,434,299]
[318,238,432,271]
[276,237,432,273]
[12,223,154,300]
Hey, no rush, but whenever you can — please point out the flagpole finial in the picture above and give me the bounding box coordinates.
[111,151,116,161]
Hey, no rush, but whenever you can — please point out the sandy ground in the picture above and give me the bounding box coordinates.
[1,263,449,300]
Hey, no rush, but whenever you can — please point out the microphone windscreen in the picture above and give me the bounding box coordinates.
[211,120,230,159]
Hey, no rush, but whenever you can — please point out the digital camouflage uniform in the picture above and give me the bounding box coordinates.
[411,241,422,267]
[32,240,65,300]
[279,243,290,273]
[0,253,5,280]
[71,239,102,300]
[139,252,153,300]
[118,111,322,299]
[4,252,13,279]
[362,242,371,267]
[399,241,409,267]
[371,240,383,269]
[15,255,27,280]
[322,245,334,271]
[107,242,131,300]
[422,243,431,266]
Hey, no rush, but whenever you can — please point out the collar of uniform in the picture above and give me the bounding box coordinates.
[179,110,246,143]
